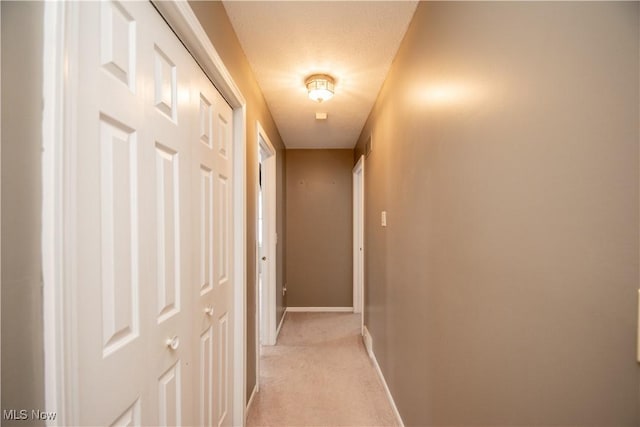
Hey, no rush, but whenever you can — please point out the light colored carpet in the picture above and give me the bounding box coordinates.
[247,312,398,427]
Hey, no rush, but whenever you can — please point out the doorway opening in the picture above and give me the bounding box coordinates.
[256,122,277,391]
[353,154,365,335]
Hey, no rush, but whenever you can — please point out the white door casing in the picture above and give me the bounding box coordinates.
[257,122,277,349]
[353,155,365,331]
[41,1,247,426]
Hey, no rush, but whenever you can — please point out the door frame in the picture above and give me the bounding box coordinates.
[41,1,248,425]
[256,121,277,348]
[353,155,365,335]
[255,122,277,392]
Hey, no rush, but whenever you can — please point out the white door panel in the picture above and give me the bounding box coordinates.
[74,1,234,425]
[76,2,149,425]
[192,70,234,427]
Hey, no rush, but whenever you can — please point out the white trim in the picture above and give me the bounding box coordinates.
[637,289,640,363]
[42,3,62,422]
[256,122,277,348]
[352,155,365,337]
[43,1,248,425]
[363,326,405,427]
[245,383,258,418]
[42,3,80,425]
[362,326,374,359]
[255,121,277,396]
[0,1,2,409]
[0,2,2,411]
[276,309,287,340]
[286,307,354,313]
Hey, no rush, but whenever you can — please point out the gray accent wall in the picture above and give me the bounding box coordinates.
[355,2,640,425]
[190,1,287,401]
[1,2,46,425]
[286,149,353,308]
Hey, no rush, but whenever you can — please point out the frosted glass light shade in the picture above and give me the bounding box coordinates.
[305,74,335,102]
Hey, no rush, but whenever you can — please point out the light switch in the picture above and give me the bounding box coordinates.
[381,211,387,227]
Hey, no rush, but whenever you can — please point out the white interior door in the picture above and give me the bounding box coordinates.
[192,67,235,427]
[353,155,364,326]
[257,126,277,348]
[73,1,233,425]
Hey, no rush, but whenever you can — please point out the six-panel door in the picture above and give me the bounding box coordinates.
[74,1,234,425]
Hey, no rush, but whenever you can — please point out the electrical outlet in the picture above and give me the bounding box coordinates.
[283,285,287,296]
[381,211,387,227]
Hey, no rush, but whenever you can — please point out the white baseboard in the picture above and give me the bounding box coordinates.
[362,326,404,427]
[286,306,354,313]
[276,309,287,340]
[362,325,374,358]
[246,383,257,418]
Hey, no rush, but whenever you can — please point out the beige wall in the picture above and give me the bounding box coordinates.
[355,2,640,425]
[286,149,353,307]
[1,2,46,425]
[190,1,287,399]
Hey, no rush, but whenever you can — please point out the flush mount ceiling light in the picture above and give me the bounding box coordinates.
[305,74,335,103]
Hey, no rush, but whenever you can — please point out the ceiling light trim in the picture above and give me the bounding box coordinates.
[305,74,335,103]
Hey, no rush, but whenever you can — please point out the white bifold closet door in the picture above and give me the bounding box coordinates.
[74,1,234,425]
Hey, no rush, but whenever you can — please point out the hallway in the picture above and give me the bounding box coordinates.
[2,1,639,426]
[247,313,397,427]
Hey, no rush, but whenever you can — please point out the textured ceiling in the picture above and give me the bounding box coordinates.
[222,1,418,149]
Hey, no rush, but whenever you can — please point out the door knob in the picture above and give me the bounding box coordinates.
[262,256,267,261]
[166,336,180,350]
[205,306,214,316]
